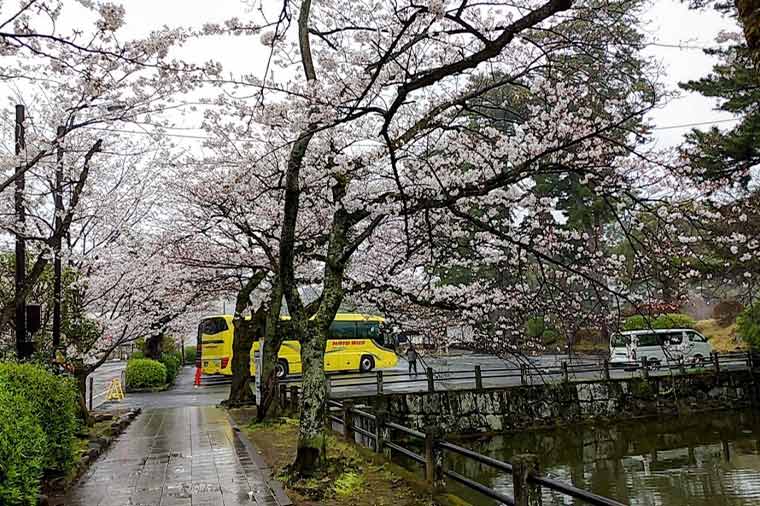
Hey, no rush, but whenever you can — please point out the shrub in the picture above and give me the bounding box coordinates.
[159,352,181,384]
[653,313,696,329]
[0,362,79,474]
[624,313,696,331]
[130,350,145,360]
[0,388,46,505]
[526,316,560,345]
[125,359,167,389]
[184,346,197,365]
[713,300,744,326]
[623,314,652,331]
[737,302,760,350]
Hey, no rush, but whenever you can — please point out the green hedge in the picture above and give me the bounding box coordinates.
[624,313,696,331]
[0,363,79,474]
[738,302,760,349]
[125,359,167,389]
[0,388,46,506]
[159,352,181,384]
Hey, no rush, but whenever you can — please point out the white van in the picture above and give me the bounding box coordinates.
[609,328,712,368]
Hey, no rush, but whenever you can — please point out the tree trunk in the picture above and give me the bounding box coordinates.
[257,282,285,422]
[228,320,256,406]
[75,370,92,426]
[291,324,328,477]
[144,334,162,359]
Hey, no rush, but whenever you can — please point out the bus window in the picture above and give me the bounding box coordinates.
[200,317,228,335]
[330,321,356,338]
[357,322,381,342]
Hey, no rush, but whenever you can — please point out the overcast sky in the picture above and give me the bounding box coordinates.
[101,0,741,148]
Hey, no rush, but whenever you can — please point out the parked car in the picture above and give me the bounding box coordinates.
[609,328,712,369]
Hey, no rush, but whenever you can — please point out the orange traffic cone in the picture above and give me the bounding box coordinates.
[194,367,202,387]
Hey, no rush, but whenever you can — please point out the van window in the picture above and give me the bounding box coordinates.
[687,331,707,343]
[611,334,627,347]
[199,317,228,335]
[638,333,658,347]
[662,332,682,345]
[330,321,356,338]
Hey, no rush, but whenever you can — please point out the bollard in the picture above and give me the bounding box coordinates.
[521,364,528,386]
[377,370,384,395]
[342,401,354,442]
[279,383,287,408]
[712,352,720,374]
[290,385,299,412]
[88,376,94,411]
[603,359,610,381]
[640,356,649,380]
[475,365,483,390]
[512,454,542,506]
[424,427,444,491]
[748,351,755,370]
[427,367,435,392]
[561,361,569,383]
[679,357,686,376]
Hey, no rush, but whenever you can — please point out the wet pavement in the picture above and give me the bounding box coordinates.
[61,406,289,506]
[98,366,229,411]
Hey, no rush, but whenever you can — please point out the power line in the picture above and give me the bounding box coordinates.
[651,117,739,130]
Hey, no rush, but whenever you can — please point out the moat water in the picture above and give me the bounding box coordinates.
[439,409,760,505]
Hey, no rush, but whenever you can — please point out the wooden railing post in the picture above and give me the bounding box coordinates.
[342,400,354,442]
[512,454,542,506]
[376,370,384,395]
[424,427,444,491]
[747,351,755,370]
[603,359,610,381]
[712,352,720,375]
[561,361,569,383]
[640,356,649,380]
[279,383,287,408]
[427,367,435,392]
[521,364,528,386]
[474,365,483,390]
[375,409,387,454]
[290,385,299,412]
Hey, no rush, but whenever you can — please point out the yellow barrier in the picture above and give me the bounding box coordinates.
[106,378,125,401]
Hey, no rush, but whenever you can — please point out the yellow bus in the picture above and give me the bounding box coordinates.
[196,313,398,379]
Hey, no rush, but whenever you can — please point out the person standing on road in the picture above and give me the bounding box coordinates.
[407,343,418,375]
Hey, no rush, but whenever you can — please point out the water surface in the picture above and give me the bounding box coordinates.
[439,410,760,505]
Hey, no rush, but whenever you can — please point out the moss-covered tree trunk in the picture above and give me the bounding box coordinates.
[227,271,267,406]
[256,280,285,421]
[144,334,163,360]
[74,369,91,426]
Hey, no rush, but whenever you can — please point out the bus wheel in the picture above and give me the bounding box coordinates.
[275,359,289,379]
[359,355,375,373]
[648,358,661,371]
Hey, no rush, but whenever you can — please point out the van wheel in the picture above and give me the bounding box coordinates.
[359,355,375,373]
[692,354,705,367]
[275,359,289,379]
[648,359,661,371]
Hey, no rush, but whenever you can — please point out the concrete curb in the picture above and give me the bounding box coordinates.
[226,413,293,506]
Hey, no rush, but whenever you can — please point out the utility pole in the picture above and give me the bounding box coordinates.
[52,125,65,349]
[14,104,27,358]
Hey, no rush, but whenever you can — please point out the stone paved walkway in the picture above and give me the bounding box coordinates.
[62,406,288,506]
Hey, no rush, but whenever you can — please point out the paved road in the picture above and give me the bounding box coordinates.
[86,361,127,409]
[99,366,229,411]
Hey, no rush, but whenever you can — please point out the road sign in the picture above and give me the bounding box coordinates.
[106,378,125,401]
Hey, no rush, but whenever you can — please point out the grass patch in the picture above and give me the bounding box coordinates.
[696,319,746,353]
[244,416,459,506]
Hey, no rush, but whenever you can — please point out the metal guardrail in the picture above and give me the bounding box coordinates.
[278,351,757,397]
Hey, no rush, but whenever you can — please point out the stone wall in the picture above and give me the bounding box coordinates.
[351,370,759,434]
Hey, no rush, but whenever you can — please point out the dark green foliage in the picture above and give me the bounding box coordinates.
[713,300,744,326]
[680,44,760,187]
[159,352,181,384]
[737,302,760,349]
[130,350,145,359]
[0,363,79,474]
[0,388,46,505]
[184,346,197,365]
[125,359,167,389]
[624,313,696,330]
[526,316,560,346]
